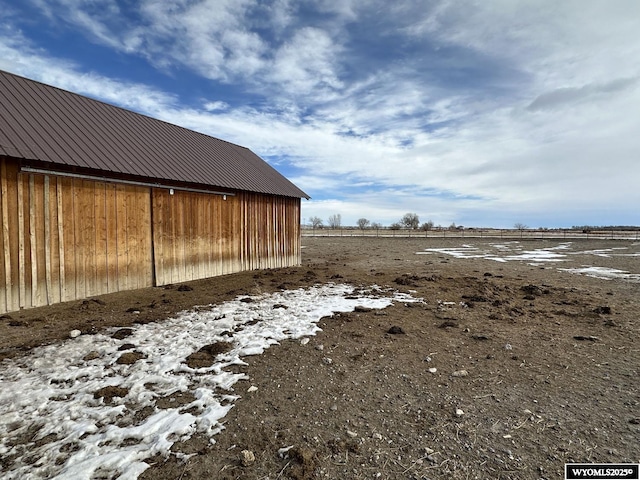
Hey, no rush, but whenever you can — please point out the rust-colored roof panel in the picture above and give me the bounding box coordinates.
[0,70,309,199]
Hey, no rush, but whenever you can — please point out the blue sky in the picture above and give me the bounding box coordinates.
[1,0,639,228]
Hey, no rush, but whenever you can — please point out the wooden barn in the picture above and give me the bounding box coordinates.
[0,70,309,314]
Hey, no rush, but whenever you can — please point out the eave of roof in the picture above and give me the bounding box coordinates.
[0,70,309,199]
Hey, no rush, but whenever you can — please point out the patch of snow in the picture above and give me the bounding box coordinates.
[558,266,640,282]
[0,284,421,480]
[417,242,640,282]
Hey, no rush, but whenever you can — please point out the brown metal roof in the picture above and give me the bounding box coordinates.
[0,70,309,198]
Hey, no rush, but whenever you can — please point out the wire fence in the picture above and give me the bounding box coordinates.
[302,228,640,241]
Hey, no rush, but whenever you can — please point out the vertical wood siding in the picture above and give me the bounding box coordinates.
[0,157,301,313]
[0,158,153,312]
[151,190,301,285]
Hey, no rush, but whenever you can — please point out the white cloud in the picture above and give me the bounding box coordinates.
[203,100,230,112]
[4,0,640,227]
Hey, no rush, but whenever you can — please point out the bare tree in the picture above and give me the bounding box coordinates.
[420,220,434,231]
[389,222,402,230]
[371,222,382,230]
[401,213,420,230]
[327,214,342,229]
[309,216,323,229]
[514,222,528,231]
[357,218,370,230]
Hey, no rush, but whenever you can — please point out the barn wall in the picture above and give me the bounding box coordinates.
[151,189,301,285]
[0,158,153,312]
[0,157,302,313]
[241,192,301,272]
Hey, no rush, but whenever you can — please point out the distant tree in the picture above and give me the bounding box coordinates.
[448,222,457,230]
[357,218,370,230]
[389,222,402,230]
[327,214,342,229]
[514,223,528,231]
[401,213,420,229]
[371,222,382,230]
[309,216,323,229]
[421,220,434,231]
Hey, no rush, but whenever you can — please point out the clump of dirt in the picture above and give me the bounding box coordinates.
[387,325,405,334]
[115,351,145,365]
[594,305,612,314]
[185,342,234,368]
[94,386,129,403]
[287,447,317,480]
[520,284,547,296]
[112,328,134,340]
[83,351,101,361]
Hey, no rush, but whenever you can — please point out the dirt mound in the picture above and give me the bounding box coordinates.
[185,342,234,368]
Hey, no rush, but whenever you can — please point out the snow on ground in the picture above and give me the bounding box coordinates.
[557,266,640,282]
[417,242,640,282]
[417,242,571,263]
[0,284,421,480]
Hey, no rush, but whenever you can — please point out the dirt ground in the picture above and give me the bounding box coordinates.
[1,237,639,479]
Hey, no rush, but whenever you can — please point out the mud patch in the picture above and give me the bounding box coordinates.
[115,351,145,364]
[185,342,234,368]
[94,386,129,403]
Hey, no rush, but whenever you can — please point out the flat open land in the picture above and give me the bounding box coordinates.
[1,237,639,479]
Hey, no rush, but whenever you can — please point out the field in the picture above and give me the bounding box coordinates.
[1,237,639,479]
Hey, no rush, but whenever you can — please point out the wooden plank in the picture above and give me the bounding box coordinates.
[188,193,197,280]
[234,194,243,272]
[184,193,193,281]
[242,193,249,271]
[73,181,88,299]
[126,187,137,289]
[1,159,10,313]
[33,175,47,307]
[166,190,176,284]
[60,177,75,302]
[94,182,108,295]
[151,189,163,285]
[294,199,301,265]
[204,195,213,278]
[182,192,192,282]
[139,186,153,287]
[125,185,145,290]
[17,174,27,309]
[48,176,61,305]
[189,193,197,281]
[222,194,229,274]
[105,184,118,293]
[168,189,178,284]
[159,189,169,286]
[238,193,246,272]
[115,184,128,292]
[44,176,52,305]
[6,162,20,311]
[72,181,83,299]
[212,194,222,277]
[195,193,204,280]
[197,194,206,279]
[176,192,186,283]
[266,195,273,269]
[250,194,258,271]
[84,180,97,297]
